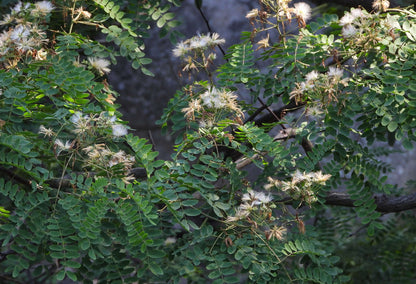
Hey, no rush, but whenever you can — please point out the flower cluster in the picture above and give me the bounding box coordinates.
[73,7,92,21]
[31,1,55,16]
[87,57,111,76]
[339,8,368,39]
[173,33,225,58]
[173,33,225,74]
[265,225,287,241]
[38,125,55,137]
[39,126,75,157]
[39,112,129,175]
[226,189,289,241]
[265,170,331,205]
[39,111,127,153]
[290,67,349,105]
[0,1,54,63]
[182,87,243,128]
[292,2,312,26]
[83,144,135,184]
[38,110,133,182]
[200,88,240,111]
[226,189,273,223]
[70,111,128,138]
[372,0,390,12]
[71,57,112,76]
[54,139,74,155]
[246,1,312,29]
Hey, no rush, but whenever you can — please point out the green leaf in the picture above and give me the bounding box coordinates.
[387,121,398,132]
[62,260,81,269]
[208,270,221,279]
[88,249,96,260]
[56,270,66,281]
[215,202,230,211]
[157,17,166,28]
[148,249,166,258]
[141,67,155,76]
[224,276,240,283]
[149,262,164,275]
[140,58,153,65]
[66,271,77,281]
[183,208,200,216]
[80,239,90,250]
[408,83,416,92]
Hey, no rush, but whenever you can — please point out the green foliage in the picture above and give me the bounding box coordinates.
[1,0,416,283]
[217,41,258,86]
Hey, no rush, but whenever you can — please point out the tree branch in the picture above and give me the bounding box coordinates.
[324,191,416,213]
[246,99,305,126]
[9,164,416,213]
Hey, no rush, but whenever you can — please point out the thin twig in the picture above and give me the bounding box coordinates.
[196,4,227,58]
[257,97,286,129]
[148,130,156,151]
[252,229,292,281]
[245,104,268,123]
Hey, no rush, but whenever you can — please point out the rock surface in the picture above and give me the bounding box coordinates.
[110,0,255,158]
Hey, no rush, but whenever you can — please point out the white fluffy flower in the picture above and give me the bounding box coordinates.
[312,171,331,184]
[172,41,189,57]
[12,1,23,13]
[255,192,273,205]
[70,111,83,124]
[200,88,223,109]
[226,207,250,222]
[339,13,356,26]
[208,32,226,46]
[327,66,343,80]
[342,25,357,38]
[292,169,306,183]
[12,1,30,14]
[0,14,14,26]
[88,57,111,75]
[112,124,128,137]
[15,36,36,51]
[242,190,273,206]
[10,25,30,42]
[32,1,55,16]
[305,71,319,83]
[38,125,54,137]
[174,33,225,56]
[0,32,10,55]
[164,237,177,245]
[54,139,72,154]
[189,34,210,49]
[306,105,324,118]
[293,2,312,22]
[199,119,214,129]
[300,81,313,92]
[246,9,259,19]
[350,8,364,19]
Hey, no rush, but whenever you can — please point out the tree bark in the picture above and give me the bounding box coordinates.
[325,191,416,213]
